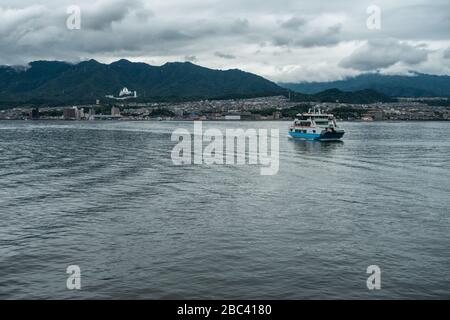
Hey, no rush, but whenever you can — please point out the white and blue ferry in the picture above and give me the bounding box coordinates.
[288,107,345,141]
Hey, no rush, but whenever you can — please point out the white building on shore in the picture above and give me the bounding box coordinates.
[106,87,137,100]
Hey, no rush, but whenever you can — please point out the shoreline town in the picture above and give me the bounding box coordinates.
[1,95,450,122]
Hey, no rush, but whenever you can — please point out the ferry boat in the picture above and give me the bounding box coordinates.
[288,107,345,141]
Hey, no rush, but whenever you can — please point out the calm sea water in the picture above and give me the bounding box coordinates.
[0,120,449,299]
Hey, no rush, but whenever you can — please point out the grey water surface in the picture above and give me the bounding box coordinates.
[0,120,449,299]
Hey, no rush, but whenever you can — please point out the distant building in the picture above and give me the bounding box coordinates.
[63,106,86,120]
[106,87,138,100]
[174,109,184,117]
[119,87,132,97]
[78,108,85,120]
[63,107,77,120]
[111,107,121,116]
[225,113,241,120]
[240,111,253,120]
[368,109,384,121]
[30,108,40,120]
[361,113,374,122]
[92,114,122,120]
[88,108,96,120]
[273,111,281,120]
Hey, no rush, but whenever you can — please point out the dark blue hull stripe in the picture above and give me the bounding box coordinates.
[289,131,345,140]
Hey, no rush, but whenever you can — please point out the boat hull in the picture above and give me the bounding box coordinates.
[288,132,321,140]
[289,130,345,141]
[318,130,345,141]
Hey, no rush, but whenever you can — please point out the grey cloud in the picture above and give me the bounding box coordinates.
[444,48,450,59]
[135,8,154,22]
[340,39,429,71]
[214,52,236,59]
[280,17,306,30]
[1,0,450,82]
[155,29,193,42]
[272,36,290,47]
[377,3,450,41]
[231,18,249,33]
[294,24,342,47]
[184,55,197,62]
[82,0,143,30]
[272,23,342,48]
[0,5,48,36]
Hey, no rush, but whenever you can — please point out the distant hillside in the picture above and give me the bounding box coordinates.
[280,73,450,97]
[289,88,395,104]
[0,59,285,106]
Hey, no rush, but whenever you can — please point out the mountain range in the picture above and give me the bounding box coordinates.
[1,60,449,108]
[0,59,285,106]
[280,73,450,97]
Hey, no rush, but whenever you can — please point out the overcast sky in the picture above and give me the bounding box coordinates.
[1,0,450,82]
